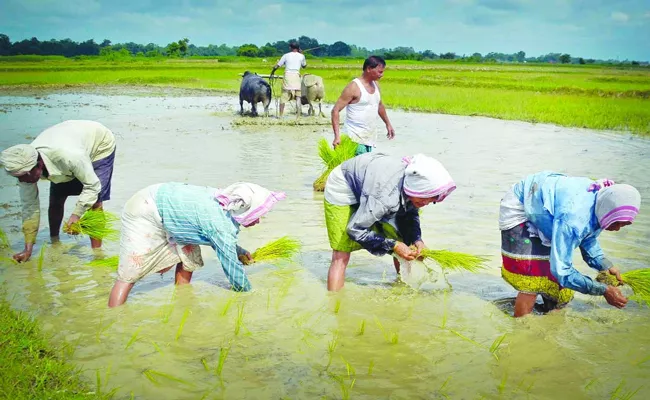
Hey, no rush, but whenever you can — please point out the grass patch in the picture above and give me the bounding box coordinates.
[0,297,108,399]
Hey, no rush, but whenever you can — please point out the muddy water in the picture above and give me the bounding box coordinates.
[1,88,649,399]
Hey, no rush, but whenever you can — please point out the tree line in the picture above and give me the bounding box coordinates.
[0,34,645,65]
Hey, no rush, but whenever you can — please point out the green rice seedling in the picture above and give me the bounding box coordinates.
[216,346,230,377]
[86,255,119,270]
[438,376,452,399]
[585,378,600,391]
[313,135,357,191]
[95,314,116,343]
[326,330,339,367]
[151,341,164,355]
[497,373,508,395]
[489,334,507,361]
[234,303,245,336]
[176,308,190,341]
[441,290,449,329]
[449,329,482,349]
[64,209,119,241]
[36,245,46,272]
[419,249,488,273]
[327,371,354,400]
[201,357,210,372]
[610,379,643,400]
[334,299,341,314]
[340,356,356,378]
[125,327,142,350]
[357,319,366,336]
[597,269,650,306]
[368,360,374,376]
[251,236,301,263]
[374,316,399,345]
[221,295,236,316]
[142,369,192,387]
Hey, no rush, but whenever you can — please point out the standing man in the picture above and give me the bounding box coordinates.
[271,42,307,118]
[331,55,395,156]
[0,120,116,262]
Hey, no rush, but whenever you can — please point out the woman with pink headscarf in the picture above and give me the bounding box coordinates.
[108,182,285,307]
[324,152,456,291]
[498,171,642,317]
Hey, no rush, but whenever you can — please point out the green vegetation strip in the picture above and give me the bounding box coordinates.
[0,57,648,134]
[0,297,105,399]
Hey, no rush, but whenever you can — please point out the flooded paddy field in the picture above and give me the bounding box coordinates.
[0,87,649,399]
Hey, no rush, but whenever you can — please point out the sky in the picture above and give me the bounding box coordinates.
[1,0,649,61]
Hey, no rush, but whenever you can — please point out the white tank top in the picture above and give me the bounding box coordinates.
[344,78,381,146]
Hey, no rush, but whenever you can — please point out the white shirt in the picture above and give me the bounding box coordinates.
[277,52,306,73]
[344,78,381,147]
[19,120,116,242]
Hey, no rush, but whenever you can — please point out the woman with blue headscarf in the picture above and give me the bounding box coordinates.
[498,171,642,317]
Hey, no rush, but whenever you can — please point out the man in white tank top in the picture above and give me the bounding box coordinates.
[331,56,395,155]
[271,42,307,118]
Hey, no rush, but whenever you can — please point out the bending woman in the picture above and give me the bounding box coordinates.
[108,182,285,307]
[325,153,456,291]
[499,171,641,317]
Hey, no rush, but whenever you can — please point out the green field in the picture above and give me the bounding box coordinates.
[1,56,649,134]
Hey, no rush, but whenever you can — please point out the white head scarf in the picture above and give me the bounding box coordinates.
[214,182,286,227]
[594,183,641,229]
[0,144,38,176]
[402,154,456,202]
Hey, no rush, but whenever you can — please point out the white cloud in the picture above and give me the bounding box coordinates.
[611,12,629,22]
[644,12,650,18]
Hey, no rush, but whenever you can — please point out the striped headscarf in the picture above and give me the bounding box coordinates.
[215,182,286,227]
[594,183,641,229]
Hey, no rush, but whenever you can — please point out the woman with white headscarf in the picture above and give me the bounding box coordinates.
[498,171,642,317]
[108,182,286,307]
[324,152,456,291]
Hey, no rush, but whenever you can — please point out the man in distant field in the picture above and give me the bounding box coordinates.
[271,42,307,117]
[0,120,116,262]
[331,55,395,155]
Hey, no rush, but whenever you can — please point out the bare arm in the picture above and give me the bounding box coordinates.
[376,82,395,139]
[330,82,359,147]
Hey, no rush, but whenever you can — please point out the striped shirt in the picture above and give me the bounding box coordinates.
[155,183,251,292]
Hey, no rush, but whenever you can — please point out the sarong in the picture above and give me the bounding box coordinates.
[501,223,574,305]
[117,184,204,283]
[50,148,116,202]
[324,200,401,252]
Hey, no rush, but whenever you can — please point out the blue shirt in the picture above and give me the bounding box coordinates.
[514,171,611,296]
[155,183,251,292]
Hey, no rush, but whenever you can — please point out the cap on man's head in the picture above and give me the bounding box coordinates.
[0,144,38,176]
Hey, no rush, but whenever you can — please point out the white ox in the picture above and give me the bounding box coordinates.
[300,74,325,117]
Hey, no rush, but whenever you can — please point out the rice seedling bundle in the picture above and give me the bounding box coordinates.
[87,255,119,270]
[598,269,650,306]
[251,236,301,263]
[313,135,358,192]
[418,248,487,273]
[64,209,119,241]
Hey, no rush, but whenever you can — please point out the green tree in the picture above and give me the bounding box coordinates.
[327,41,351,57]
[166,41,181,57]
[516,50,526,62]
[178,38,189,56]
[559,53,571,64]
[0,34,11,56]
[237,44,260,57]
[578,57,585,64]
